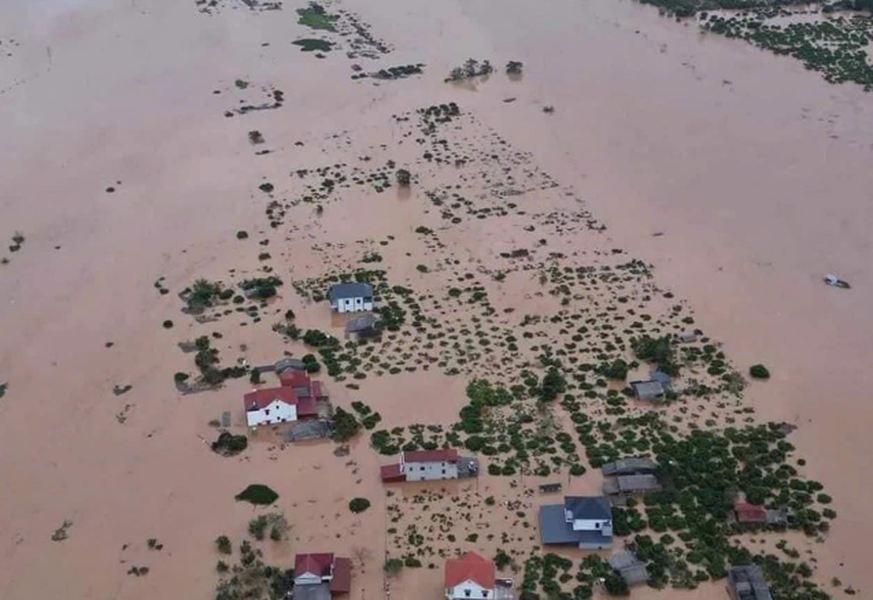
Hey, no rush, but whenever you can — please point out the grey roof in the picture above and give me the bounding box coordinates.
[601,457,658,476]
[539,504,585,544]
[274,358,305,373]
[609,551,649,585]
[728,566,772,600]
[630,380,666,400]
[291,582,331,600]
[539,505,612,547]
[651,370,672,385]
[328,282,373,301]
[603,475,662,496]
[565,496,612,520]
[346,313,379,333]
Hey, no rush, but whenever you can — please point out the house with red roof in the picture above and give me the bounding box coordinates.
[445,552,510,599]
[293,553,351,599]
[244,371,329,428]
[243,387,299,428]
[733,501,768,526]
[381,449,478,483]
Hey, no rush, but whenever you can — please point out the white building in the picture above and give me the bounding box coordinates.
[402,449,459,481]
[328,282,374,313]
[445,552,495,600]
[243,387,298,427]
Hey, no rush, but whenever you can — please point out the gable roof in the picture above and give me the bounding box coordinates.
[564,496,612,520]
[244,387,297,411]
[444,552,495,589]
[734,501,767,523]
[601,457,658,476]
[330,557,352,593]
[328,282,373,301]
[403,449,459,463]
[295,553,335,579]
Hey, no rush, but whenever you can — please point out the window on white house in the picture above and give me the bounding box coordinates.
[595,522,600,529]
[465,591,471,598]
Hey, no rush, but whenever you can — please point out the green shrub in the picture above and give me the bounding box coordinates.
[749,364,770,379]
[235,484,279,505]
[215,535,232,554]
[349,497,371,513]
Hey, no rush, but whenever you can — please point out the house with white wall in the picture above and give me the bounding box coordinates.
[328,282,373,314]
[445,552,496,600]
[539,496,613,549]
[381,449,475,483]
[243,387,298,428]
[294,553,351,597]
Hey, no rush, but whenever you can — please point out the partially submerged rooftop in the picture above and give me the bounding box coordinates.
[328,282,373,301]
[601,457,658,476]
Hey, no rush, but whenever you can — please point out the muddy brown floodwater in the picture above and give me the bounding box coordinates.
[1,0,872,599]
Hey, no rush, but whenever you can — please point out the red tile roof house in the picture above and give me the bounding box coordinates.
[293,553,351,599]
[244,372,327,428]
[732,501,768,527]
[243,387,299,428]
[381,449,460,483]
[445,552,509,600]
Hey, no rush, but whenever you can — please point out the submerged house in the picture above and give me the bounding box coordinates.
[601,457,658,477]
[444,552,514,600]
[293,553,351,599]
[328,282,373,314]
[726,565,772,600]
[539,496,613,550]
[602,474,662,499]
[243,387,299,428]
[381,449,477,483]
[244,372,327,428]
[630,380,667,402]
[731,500,788,527]
[608,551,649,586]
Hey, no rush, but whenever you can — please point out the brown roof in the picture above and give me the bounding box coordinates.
[295,553,334,579]
[734,501,767,523]
[403,449,458,464]
[330,557,352,594]
[244,387,297,411]
[380,463,405,482]
[445,552,495,589]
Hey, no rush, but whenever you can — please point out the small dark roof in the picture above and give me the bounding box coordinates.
[274,357,305,373]
[609,551,649,585]
[539,504,585,545]
[651,370,672,385]
[328,282,373,301]
[630,380,666,400]
[540,483,563,493]
[291,583,331,600]
[728,565,772,600]
[565,496,612,520]
[603,474,662,495]
[601,457,658,476]
[346,314,379,333]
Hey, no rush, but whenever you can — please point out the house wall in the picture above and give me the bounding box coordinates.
[294,572,324,586]
[246,400,297,427]
[334,296,373,313]
[446,579,493,599]
[403,461,458,481]
[571,518,611,532]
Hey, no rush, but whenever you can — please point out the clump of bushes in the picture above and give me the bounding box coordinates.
[333,407,361,441]
[235,484,279,505]
[212,431,248,456]
[349,497,371,513]
[749,364,770,379]
[396,169,411,186]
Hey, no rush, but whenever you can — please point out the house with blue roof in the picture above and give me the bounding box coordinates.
[538,496,613,550]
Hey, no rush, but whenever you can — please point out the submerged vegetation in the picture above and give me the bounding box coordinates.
[235,484,279,506]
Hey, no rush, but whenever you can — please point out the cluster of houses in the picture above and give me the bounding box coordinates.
[243,363,328,429]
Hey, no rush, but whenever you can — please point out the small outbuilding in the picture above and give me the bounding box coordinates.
[328,282,373,313]
[726,565,772,600]
[602,474,662,498]
[609,551,649,586]
[601,457,658,477]
[630,380,666,402]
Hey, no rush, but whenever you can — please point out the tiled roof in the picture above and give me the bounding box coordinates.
[295,553,335,579]
[244,387,297,411]
[330,557,352,593]
[445,552,495,589]
[403,449,458,463]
